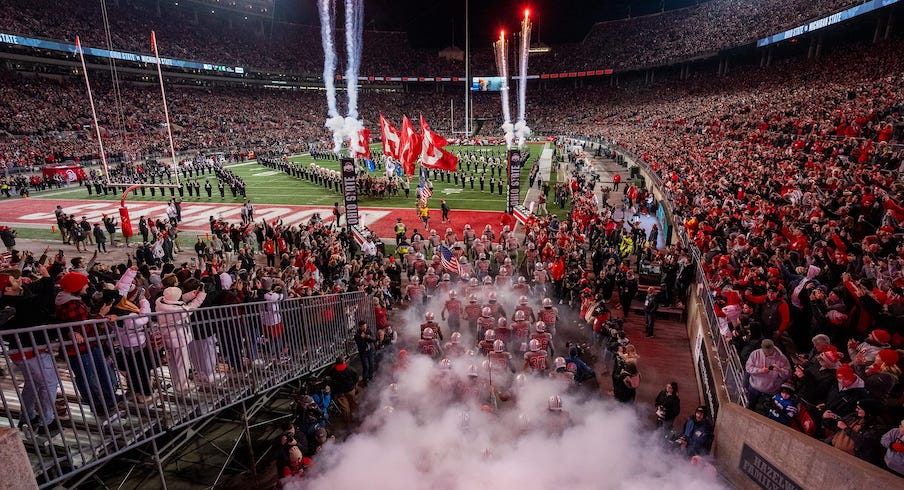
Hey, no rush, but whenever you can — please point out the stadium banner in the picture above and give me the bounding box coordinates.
[0,32,244,74]
[506,149,523,214]
[340,158,359,226]
[756,0,901,47]
[41,164,86,183]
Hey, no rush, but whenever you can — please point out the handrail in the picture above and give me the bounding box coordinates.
[0,290,373,488]
[582,135,749,408]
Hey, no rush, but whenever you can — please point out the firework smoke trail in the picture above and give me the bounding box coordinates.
[515,11,532,147]
[495,32,514,149]
[318,0,345,152]
[344,0,365,155]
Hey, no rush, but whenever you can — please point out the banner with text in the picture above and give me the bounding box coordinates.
[506,149,522,214]
[341,158,359,226]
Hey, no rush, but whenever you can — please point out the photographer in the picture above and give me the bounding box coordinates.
[0,225,16,251]
[654,381,681,429]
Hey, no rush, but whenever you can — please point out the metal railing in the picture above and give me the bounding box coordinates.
[586,136,749,408]
[0,290,373,488]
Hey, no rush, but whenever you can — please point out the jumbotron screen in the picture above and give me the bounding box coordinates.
[471,76,506,91]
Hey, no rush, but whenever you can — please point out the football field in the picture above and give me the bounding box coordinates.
[2,143,564,241]
[26,143,553,212]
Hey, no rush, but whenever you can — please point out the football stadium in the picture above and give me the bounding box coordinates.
[0,0,902,488]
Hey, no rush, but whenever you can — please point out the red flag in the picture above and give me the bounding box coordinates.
[419,115,457,171]
[421,146,458,172]
[151,31,157,52]
[419,115,449,150]
[349,127,371,159]
[399,115,421,176]
[379,114,401,159]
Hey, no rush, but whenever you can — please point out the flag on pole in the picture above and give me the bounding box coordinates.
[439,245,460,275]
[419,115,458,172]
[420,182,433,200]
[399,115,421,177]
[365,158,375,172]
[380,114,401,159]
[349,127,371,159]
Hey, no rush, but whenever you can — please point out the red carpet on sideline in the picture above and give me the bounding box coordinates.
[0,198,508,240]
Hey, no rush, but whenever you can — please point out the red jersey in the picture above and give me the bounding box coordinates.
[417,339,441,358]
[420,321,442,340]
[514,305,535,323]
[530,332,553,353]
[524,351,550,373]
[442,299,462,319]
[511,320,531,341]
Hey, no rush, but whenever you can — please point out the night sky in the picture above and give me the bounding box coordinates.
[275,0,704,48]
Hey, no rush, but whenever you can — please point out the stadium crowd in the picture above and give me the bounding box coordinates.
[0,0,867,77]
[1,0,904,481]
[565,39,904,472]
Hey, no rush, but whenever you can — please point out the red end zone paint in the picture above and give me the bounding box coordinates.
[0,199,507,241]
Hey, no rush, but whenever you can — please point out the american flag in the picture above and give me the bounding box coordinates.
[420,182,432,200]
[439,245,459,274]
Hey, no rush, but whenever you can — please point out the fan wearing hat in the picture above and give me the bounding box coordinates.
[826,398,886,464]
[111,266,155,404]
[54,271,120,414]
[767,382,798,426]
[821,364,868,423]
[155,283,207,393]
[795,346,844,406]
[745,339,791,409]
[859,349,902,401]
[848,329,892,369]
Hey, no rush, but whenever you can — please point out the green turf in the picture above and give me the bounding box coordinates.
[26,144,548,213]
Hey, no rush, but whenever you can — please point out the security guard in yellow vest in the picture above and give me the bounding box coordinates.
[394,218,407,246]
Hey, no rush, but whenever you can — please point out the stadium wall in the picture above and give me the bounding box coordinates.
[714,403,902,489]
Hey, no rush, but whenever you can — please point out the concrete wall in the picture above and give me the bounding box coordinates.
[714,403,902,489]
[0,428,38,490]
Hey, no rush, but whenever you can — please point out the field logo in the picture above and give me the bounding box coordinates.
[341,158,359,225]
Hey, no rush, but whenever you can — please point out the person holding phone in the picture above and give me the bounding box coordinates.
[745,339,791,411]
[55,272,120,417]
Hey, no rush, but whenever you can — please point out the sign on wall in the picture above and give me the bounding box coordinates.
[739,444,803,490]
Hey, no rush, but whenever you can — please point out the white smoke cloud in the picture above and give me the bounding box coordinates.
[282,287,724,489]
[495,37,513,149]
[514,120,531,148]
[502,122,515,150]
[516,16,531,148]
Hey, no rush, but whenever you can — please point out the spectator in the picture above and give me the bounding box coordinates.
[880,419,904,476]
[745,339,791,410]
[155,284,207,394]
[680,406,714,457]
[654,381,681,429]
[54,271,119,415]
[324,356,358,423]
